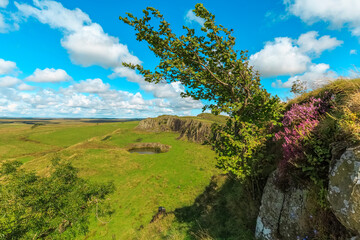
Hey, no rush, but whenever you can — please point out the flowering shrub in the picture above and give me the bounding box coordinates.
[274,93,332,185]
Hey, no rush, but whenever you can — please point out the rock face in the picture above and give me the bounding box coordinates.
[136,116,212,143]
[255,171,312,240]
[328,146,360,234]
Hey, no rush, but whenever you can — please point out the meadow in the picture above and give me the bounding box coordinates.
[0,119,222,239]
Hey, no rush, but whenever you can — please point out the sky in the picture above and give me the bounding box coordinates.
[0,0,359,118]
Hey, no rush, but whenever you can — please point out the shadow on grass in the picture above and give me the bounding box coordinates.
[173,175,260,240]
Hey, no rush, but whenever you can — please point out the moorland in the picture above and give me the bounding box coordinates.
[0,117,231,239]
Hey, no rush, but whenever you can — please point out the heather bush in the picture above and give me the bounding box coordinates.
[274,92,333,187]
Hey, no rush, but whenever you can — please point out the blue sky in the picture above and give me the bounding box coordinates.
[0,0,359,118]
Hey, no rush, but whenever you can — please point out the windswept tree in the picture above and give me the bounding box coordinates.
[119,4,282,181]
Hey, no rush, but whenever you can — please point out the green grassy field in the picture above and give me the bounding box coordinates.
[0,120,221,239]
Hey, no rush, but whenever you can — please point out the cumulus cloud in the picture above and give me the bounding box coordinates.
[0,58,17,75]
[25,68,72,82]
[110,66,203,110]
[15,0,202,116]
[249,31,341,77]
[272,63,337,88]
[61,24,140,68]
[16,0,140,68]
[0,82,201,118]
[0,0,8,8]
[0,76,21,87]
[297,31,343,56]
[17,83,35,91]
[73,78,110,93]
[249,37,310,77]
[285,0,360,36]
[350,49,357,55]
[185,9,205,26]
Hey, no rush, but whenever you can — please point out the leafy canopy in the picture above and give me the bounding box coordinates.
[120,4,282,179]
[0,159,115,240]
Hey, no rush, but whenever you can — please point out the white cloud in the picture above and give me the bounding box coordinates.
[285,0,360,36]
[25,68,72,82]
[0,76,21,87]
[110,66,203,110]
[15,0,203,116]
[0,14,6,32]
[272,63,337,88]
[61,23,140,68]
[16,0,140,69]
[0,58,17,75]
[0,12,20,33]
[185,9,205,26]
[17,83,35,91]
[15,0,91,32]
[249,37,310,77]
[0,82,201,118]
[350,49,357,55]
[110,66,144,83]
[0,0,8,8]
[297,31,342,56]
[73,78,110,93]
[142,82,184,98]
[249,31,341,77]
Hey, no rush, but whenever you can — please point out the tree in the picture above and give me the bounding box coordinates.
[0,159,115,239]
[119,4,282,180]
[290,79,307,95]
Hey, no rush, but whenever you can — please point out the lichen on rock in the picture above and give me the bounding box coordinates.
[328,146,360,235]
[255,171,313,240]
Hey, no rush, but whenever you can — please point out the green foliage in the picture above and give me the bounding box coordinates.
[0,159,115,239]
[119,4,282,180]
[302,132,331,185]
[212,120,270,179]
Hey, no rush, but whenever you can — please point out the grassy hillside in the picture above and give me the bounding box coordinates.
[0,120,221,239]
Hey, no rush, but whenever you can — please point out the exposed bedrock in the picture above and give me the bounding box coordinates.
[328,146,360,235]
[255,171,313,240]
[136,116,212,144]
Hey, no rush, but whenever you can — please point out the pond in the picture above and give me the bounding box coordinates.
[128,148,160,154]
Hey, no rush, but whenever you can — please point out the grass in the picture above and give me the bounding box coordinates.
[287,78,360,107]
[1,120,223,239]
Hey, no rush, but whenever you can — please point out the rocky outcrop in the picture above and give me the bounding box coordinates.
[255,171,313,240]
[328,146,360,235]
[136,116,212,143]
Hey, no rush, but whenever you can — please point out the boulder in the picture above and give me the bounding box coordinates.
[255,171,313,239]
[328,146,360,234]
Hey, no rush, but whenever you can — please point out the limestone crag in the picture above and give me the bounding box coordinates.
[328,146,360,235]
[136,116,212,143]
[255,171,313,240]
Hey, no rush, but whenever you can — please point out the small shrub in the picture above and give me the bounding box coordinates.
[337,92,360,143]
